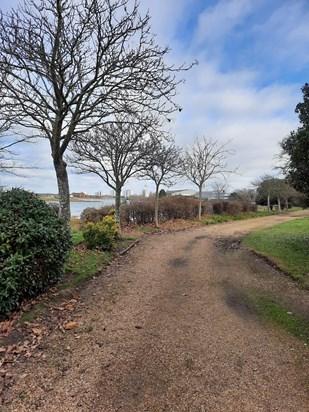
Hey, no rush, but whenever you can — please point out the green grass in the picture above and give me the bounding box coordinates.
[62,249,113,289]
[19,302,47,324]
[245,292,309,343]
[243,218,309,288]
[140,226,156,233]
[72,231,84,246]
[200,211,274,225]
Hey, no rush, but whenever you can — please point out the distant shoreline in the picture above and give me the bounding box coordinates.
[40,197,114,203]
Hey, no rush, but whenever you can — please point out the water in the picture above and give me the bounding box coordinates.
[48,198,115,217]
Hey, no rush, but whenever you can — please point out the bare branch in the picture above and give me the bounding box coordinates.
[68,114,157,227]
[0,0,196,223]
[139,137,183,226]
[183,135,237,219]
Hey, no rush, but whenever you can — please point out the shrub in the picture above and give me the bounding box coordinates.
[160,196,198,220]
[80,205,114,228]
[241,202,257,213]
[212,201,224,214]
[201,201,213,215]
[121,197,213,224]
[83,213,119,250]
[222,201,242,216]
[121,199,155,225]
[0,188,72,319]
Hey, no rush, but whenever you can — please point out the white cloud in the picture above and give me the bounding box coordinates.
[194,0,253,45]
[140,0,190,44]
[1,0,307,196]
[252,1,309,68]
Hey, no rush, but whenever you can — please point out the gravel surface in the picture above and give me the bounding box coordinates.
[3,211,309,412]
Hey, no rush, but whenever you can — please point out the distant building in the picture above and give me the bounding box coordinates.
[142,184,149,197]
[110,189,115,197]
[123,189,132,198]
[167,189,230,200]
[201,191,230,200]
[168,189,197,197]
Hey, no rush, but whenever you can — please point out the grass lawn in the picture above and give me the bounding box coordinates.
[63,249,113,289]
[243,218,309,288]
[200,211,275,225]
[67,228,139,290]
[244,291,309,343]
[72,231,84,246]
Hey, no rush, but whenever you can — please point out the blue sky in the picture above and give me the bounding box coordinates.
[1,0,308,195]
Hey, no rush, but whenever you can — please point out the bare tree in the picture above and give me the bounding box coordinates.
[0,0,195,224]
[141,140,182,227]
[211,179,229,201]
[183,136,236,220]
[0,77,29,174]
[69,116,156,231]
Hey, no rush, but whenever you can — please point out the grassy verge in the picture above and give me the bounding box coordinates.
[66,231,138,290]
[19,302,47,324]
[200,211,275,225]
[245,291,309,343]
[243,218,309,288]
[62,249,113,290]
[72,231,84,246]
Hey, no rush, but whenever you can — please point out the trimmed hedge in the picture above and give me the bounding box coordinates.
[121,197,214,224]
[212,200,257,215]
[0,189,72,319]
[81,197,257,226]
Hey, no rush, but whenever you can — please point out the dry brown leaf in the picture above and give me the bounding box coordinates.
[72,292,81,300]
[32,328,43,335]
[0,347,6,353]
[64,321,78,330]
[0,320,14,333]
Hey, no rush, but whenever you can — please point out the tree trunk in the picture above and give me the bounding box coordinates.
[53,157,71,225]
[154,185,160,228]
[285,198,289,210]
[277,196,281,212]
[115,186,122,234]
[267,194,271,212]
[198,186,202,220]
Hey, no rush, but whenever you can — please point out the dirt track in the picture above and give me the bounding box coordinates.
[4,211,309,411]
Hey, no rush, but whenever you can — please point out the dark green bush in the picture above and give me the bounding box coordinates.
[0,188,72,319]
[83,213,119,250]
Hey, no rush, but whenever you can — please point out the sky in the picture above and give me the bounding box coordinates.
[0,0,308,195]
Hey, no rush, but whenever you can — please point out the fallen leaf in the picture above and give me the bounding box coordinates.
[64,322,78,330]
[32,328,43,335]
[0,320,14,333]
[0,347,6,353]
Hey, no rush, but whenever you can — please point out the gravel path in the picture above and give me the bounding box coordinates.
[4,212,309,411]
